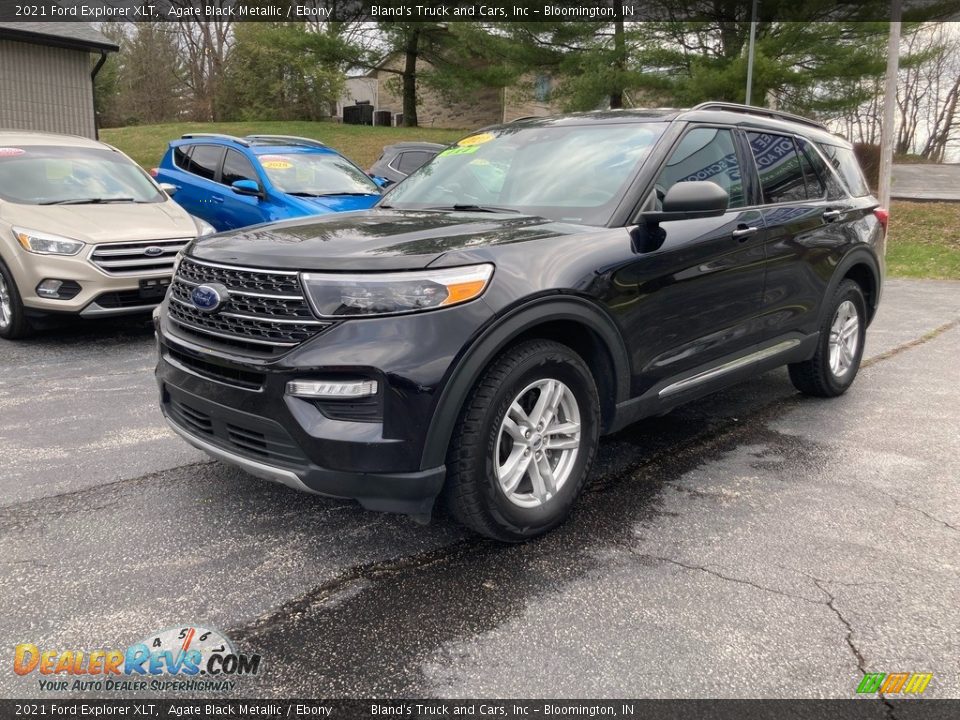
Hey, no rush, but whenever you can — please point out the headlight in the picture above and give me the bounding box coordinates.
[13,227,84,256]
[192,216,216,237]
[301,264,494,318]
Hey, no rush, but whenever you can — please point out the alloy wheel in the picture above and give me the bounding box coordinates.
[0,273,10,330]
[828,299,860,377]
[495,378,581,508]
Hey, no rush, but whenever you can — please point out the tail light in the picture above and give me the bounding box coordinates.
[149,167,159,177]
[874,207,889,233]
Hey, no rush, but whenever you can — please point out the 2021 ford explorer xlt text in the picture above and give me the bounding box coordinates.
[155,104,885,541]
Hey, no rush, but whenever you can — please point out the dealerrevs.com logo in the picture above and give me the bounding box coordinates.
[13,625,261,693]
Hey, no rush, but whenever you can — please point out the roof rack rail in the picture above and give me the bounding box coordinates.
[691,102,828,131]
[245,134,327,148]
[180,133,250,146]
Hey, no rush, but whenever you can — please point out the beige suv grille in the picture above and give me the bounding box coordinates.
[90,238,191,275]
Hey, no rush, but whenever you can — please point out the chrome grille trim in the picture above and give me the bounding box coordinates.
[168,316,300,348]
[173,276,303,300]
[168,257,330,351]
[180,258,299,275]
[169,296,325,325]
[90,238,191,275]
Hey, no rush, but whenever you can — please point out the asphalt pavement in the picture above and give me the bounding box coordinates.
[0,278,958,699]
[892,163,960,202]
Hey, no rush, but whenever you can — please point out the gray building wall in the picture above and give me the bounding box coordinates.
[0,38,95,138]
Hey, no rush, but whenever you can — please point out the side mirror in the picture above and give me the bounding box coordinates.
[158,183,178,197]
[641,181,729,225]
[232,179,263,198]
[368,174,390,188]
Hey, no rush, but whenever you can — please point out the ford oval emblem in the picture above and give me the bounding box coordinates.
[191,284,223,313]
[143,246,165,257]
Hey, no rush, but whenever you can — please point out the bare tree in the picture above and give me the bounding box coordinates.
[836,22,960,161]
[169,0,234,121]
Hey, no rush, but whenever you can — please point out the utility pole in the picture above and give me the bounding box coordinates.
[745,0,759,106]
[878,0,902,210]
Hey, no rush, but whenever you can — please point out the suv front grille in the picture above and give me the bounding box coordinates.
[168,257,330,351]
[91,238,191,275]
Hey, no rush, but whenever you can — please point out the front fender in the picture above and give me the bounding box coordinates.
[419,296,631,470]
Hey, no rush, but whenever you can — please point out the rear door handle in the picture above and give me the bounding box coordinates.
[822,209,843,221]
[732,225,759,241]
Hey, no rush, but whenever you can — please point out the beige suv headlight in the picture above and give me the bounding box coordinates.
[14,227,85,256]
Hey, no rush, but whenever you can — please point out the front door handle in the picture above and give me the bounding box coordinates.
[732,225,759,241]
[210,195,224,204]
[822,209,843,222]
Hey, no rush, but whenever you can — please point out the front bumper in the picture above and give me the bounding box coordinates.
[160,383,445,517]
[155,296,495,517]
[7,248,170,317]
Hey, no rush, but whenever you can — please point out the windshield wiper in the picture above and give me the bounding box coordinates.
[40,197,137,205]
[288,191,376,197]
[426,204,521,214]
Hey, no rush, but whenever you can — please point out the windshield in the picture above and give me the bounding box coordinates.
[382,122,667,225]
[258,152,379,196]
[0,145,164,205]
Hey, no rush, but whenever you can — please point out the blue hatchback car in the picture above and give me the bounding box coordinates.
[153,134,383,232]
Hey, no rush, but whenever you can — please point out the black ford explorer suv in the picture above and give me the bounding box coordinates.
[155,102,885,541]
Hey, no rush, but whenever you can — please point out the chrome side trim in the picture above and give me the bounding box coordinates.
[164,415,318,494]
[658,339,801,399]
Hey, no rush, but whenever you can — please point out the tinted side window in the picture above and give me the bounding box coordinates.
[656,127,745,208]
[798,143,826,199]
[186,145,223,181]
[818,143,870,197]
[396,151,434,175]
[173,145,192,170]
[222,149,258,186]
[747,132,806,204]
[797,138,845,200]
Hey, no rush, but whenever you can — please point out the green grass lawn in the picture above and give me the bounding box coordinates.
[101,121,466,171]
[888,201,960,280]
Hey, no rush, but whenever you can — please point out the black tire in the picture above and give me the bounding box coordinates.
[444,339,600,542]
[0,260,31,340]
[788,279,866,398]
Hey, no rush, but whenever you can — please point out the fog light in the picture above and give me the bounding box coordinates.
[36,279,81,300]
[286,379,378,398]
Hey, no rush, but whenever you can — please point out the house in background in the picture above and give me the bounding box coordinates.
[0,22,118,139]
[338,53,560,129]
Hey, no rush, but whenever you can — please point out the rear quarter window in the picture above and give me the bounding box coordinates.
[173,145,192,170]
[817,143,871,197]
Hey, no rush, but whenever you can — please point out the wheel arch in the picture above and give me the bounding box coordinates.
[420,296,631,470]
[825,247,882,326]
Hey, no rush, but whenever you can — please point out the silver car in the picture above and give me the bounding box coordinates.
[0,131,213,339]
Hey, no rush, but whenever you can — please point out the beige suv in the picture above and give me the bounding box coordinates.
[0,131,214,339]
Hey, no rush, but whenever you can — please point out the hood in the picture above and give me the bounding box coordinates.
[188,209,593,271]
[296,194,381,214]
[0,200,197,243]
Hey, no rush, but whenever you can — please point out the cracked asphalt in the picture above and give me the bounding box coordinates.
[0,278,958,699]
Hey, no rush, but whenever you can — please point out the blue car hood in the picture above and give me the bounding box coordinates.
[296,194,381,213]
